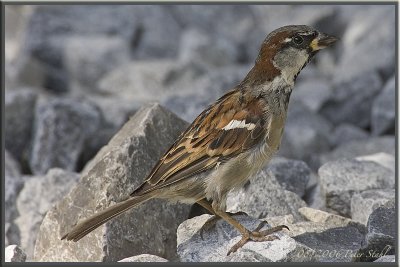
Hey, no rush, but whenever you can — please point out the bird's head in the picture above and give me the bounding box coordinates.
[246,25,338,86]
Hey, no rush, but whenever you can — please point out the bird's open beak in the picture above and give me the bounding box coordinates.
[310,33,338,51]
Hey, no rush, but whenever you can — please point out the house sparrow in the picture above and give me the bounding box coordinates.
[62,25,337,255]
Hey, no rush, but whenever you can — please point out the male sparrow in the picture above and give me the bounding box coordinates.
[62,25,337,255]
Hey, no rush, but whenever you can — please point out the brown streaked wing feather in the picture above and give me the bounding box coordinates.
[130,89,267,196]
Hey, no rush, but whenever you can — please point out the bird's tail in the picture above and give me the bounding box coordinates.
[61,194,153,242]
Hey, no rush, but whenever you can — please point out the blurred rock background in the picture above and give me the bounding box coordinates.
[4,4,396,262]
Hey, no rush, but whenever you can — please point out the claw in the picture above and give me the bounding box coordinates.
[226,223,288,256]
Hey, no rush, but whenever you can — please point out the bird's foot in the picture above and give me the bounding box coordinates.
[227,222,289,256]
[199,211,248,240]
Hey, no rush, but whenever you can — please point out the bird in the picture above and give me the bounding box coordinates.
[62,25,337,255]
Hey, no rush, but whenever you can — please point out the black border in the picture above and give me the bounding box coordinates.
[1,1,398,267]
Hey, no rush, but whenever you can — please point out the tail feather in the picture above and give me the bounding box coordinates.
[61,194,152,242]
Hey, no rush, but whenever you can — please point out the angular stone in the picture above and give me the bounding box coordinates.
[226,170,307,221]
[298,207,353,227]
[356,200,396,262]
[374,255,395,262]
[371,76,395,135]
[5,245,27,262]
[293,225,366,262]
[5,88,38,164]
[334,6,395,82]
[329,124,369,147]
[279,101,332,163]
[5,150,23,225]
[317,136,395,167]
[34,104,191,262]
[64,35,130,92]
[118,254,168,262]
[29,98,102,174]
[356,152,395,173]
[266,157,312,198]
[290,78,332,112]
[177,214,317,262]
[320,71,382,128]
[318,159,394,217]
[15,169,80,260]
[351,189,395,225]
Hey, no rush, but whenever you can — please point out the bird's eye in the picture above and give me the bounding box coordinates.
[293,36,304,45]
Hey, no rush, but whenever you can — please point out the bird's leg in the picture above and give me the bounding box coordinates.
[197,199,248,240]
[197,199,288,255]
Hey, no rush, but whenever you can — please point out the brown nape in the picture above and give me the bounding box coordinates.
[240,30,293,87]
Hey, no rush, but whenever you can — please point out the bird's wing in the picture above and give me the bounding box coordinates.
[130,89,268,196]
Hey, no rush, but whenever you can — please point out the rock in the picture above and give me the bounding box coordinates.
[371,76,395,135]
[163,65,250,122]
[355,153,395,173]
[5,223,20,247]
[226,170,307,221]
[293,225,366,262]
[278,101,332,163]
[179,28,240,68]
[15,169,80,260]
[320,71,382,128]
[356,200,395,262]
[29,97,102,174]
[265,208,367,262]
[5,150,23,224]
[317,136,395,167]
[5,245,27,262]
[318,159,394,217]
[329,124,369,147]
[374,255,395,262]
[291,78,332,112]
[266,157,312,198]
[177,214,317,262]
[22,5,143,92]
[96,60,178,126]
[34,103,191,262]
[298,207,354,227]
[350,189,395,225]
[64,35,130,93]
[334,6,395,82]
[5,88,38,165]
[118,254,168,262]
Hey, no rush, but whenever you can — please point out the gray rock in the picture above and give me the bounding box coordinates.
[318,159,394,217]
[266,157,312,198]
[291,78,332,112]
[226,170,307,221]
[163,65,250,122]
[351,189,395,225]
[64,36,130,93]
[177,214,317,262]
[96,60,179,127]
[320,71,383,128]
[5,88,38,165]
[266,208,367,262]
[22,5,143,92]
[5,150,23,224]
[334,6,395,82]
[294,225,366,262]
[34,103,191,262]
[29,98,101,174]
[371,76,395,135]
[279,101,332,163]
[374,255,395,262]
[15,169,80,260]
[118,254,168,262]
[356,200,395,262]
[179,28,240,68]
[356,153,395,173]
[317,136,395,167]
[5,245,27,262]
[330,124,369,147]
